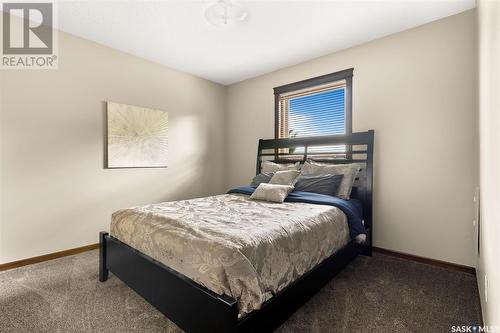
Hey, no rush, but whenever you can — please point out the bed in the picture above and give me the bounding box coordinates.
[99,130,374,333]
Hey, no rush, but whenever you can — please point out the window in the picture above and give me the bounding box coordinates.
[274,69,353,140]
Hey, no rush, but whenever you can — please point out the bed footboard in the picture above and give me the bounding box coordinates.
[99,231,366,333]
[99,232,239,333]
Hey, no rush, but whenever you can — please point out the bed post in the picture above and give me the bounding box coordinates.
[256,139,263,175]
[362,229,373,257]
[362,130,374,256]
[99,231,109,282]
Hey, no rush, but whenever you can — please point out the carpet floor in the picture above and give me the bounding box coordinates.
[0,250,481,333]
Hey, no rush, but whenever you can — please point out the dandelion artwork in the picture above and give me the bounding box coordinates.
[106,102,168,168]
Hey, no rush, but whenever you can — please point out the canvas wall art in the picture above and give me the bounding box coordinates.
[107,102,168,168]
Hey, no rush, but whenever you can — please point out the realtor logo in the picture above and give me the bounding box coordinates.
[1,1,58,69]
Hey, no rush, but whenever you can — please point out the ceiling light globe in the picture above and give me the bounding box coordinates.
[205,0,247,27]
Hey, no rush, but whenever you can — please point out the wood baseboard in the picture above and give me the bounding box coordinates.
[0,243,99,272]
[0,243,475,275]
[373,247,475,275]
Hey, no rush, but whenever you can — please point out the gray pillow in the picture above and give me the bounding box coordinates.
[261,161,300,173]
[250,172,274,187]
[293,174,344,196]
[268,170,301,186]
[301,161,363,199]
[250,183,294,203]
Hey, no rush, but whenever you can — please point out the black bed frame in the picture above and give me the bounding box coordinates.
[99,130,374,333]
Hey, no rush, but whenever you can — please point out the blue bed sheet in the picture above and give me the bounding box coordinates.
[227,186,366,239]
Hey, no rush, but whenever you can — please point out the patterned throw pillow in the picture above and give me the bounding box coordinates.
[250,183,294,203]
[268,170,301,186]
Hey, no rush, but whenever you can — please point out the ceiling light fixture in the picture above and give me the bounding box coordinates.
[205,0,247,27]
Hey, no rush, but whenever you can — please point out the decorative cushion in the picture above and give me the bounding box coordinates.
[250,172,274,187]
[293,174,344,196]
[301,161,363,199]
[261,161,300,173]
[268,170,301,186]
[249,183,294,203]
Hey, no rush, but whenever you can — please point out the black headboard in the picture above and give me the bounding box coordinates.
[256,130,374,243]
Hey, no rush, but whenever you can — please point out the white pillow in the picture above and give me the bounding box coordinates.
[301,161,362,199]
[250,183,294,203]
[268,170,301,186]
[261,161,300,173]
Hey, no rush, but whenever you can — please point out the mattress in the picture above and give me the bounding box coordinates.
[110,193,350,316]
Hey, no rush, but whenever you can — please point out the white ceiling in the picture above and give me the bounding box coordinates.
[57,0,475,85]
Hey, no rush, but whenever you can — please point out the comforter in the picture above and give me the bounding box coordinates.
[110,191,360,315]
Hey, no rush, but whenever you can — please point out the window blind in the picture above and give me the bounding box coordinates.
[277,80,346,139]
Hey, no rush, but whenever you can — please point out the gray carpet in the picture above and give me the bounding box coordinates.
[0,250,481,333]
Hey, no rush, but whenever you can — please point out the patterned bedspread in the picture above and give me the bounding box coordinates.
[110,193,349,316]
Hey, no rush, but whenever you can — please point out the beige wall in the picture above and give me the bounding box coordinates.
[478,0,500,326]
[225,10,478,266]
[0,29,226,263]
